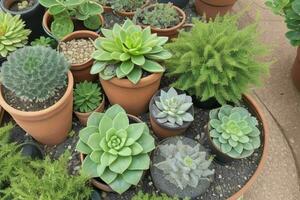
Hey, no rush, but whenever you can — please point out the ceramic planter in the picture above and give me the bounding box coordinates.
[194,0,237,20]
[0,71,74,145]
[100,73,162,116]
[149,88,194,138]
[292,47,300,91]
[74,97,105,126]
[114,0,150,18]
[59,31,100,83]
[158,0,190,8]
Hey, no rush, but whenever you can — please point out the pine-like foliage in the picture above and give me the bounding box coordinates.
[165,14,270,105]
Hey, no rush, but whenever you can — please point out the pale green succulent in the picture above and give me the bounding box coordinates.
[0,12,31,58]
[154,140,214,190]
[209,105,261,158]
[153,87,194,127]
[91,19,172,84]
[76,104,155,194]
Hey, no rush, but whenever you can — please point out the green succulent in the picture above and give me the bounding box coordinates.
[209,105,261,158]
[30,36,57,48]
[132,191,190,200]
[110,0,145,12]
[153,87,194,127]
[74,81,103,113]
[165,15,269,105]
[0,12,31,58]
[91,19,172,84]
[76,104,155,194]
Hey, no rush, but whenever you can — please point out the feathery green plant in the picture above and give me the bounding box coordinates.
[30,36,57,48]
[132,191,190,200]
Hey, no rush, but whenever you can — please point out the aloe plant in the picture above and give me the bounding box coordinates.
[76,104,155,194]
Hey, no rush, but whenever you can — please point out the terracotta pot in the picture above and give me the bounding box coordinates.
[100,73,162,116]
[149,88,194,138]
[74,97,105,126]
[103,5,113,13]
[58,31,100,83]
[0,71,74,145]
[194,0,237,20]
[138,5,187,38]
[42,11,105,40]
[114,0,150,18]
[292,47,300,91]
[0,106,4,124]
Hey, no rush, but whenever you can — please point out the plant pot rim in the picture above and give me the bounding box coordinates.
[114,0,150,17]
[200,0,237,7]
[58,30,100,69]
[0,0,40,15]
[74,96,105,117]
[0,71,74,117]
[138,4,186,33]
[149,87,194,131]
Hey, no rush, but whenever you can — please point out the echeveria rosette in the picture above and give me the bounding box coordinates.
[209,105,261,159]
[76,104,155,194]
[91,19,172,84]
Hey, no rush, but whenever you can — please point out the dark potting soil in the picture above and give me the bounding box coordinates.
[9,0,35,12]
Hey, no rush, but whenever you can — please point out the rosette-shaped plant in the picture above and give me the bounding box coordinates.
[153,87,194,127]
[76,104,155,194]
[0,12,31,58]
[1,46,69,102]
[110,0,145,12]
[91,19,172,84]
[209,105,261,158]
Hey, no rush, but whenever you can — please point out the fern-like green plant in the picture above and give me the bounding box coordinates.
[132,191,190,200]
[165,14,269,105]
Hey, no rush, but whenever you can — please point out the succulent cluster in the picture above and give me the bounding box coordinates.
[74,81,103,113]
[110,0,145,12]
[154,140,214,190]
[209,105,261,158]
[1,46,69,102]
[76,104,155,194]
[0,12,31,58]
[30,36,56,48]
[165,15,269,105]
[134,3,181,29]
[91,19,172,84]
[153,87,194,127]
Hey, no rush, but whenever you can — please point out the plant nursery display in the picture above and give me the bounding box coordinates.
[194,0,237,19]
[110,0,150,18]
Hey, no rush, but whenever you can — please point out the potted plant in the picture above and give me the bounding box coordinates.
[0,12,31,66]
[0,0,45,41]
[110,0,150,18]
[0,46,73,145]
[149,87,194,138]
[30,36,57,48]
[59,30,99,82]
[92,0,113,13]
[39,0,104,40]
[157,0,190,8]
[74,81,105,125]
[194,0,237,20]
[133,3,186,38]
[91,19,172,115]
[150,136,215,199]
[76,104,155,194]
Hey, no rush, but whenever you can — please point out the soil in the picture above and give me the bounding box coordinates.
[9,0,35,12]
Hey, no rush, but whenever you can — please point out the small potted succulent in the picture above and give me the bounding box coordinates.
[158,0,190,8]
[151,137,215,199]
[133,3,186,38]
[91,19,172,115]
[149,87,194,138]
[73,81,105,125]
[110,0,150,18]
[76,104,155,194]
[30,36,57,48]
[0,46,73,145]
[92,0,113,13]
[208,105,262,163]
[39,0,104,40]
[0,12,31,66]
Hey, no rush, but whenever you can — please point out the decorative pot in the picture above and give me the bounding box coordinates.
[100,73,162,116]
[0,71,74,145]
[158,0,190,8]
[74,97,105,126]
[0,0,45,41]
[292,47,300,91]
[149,88,194,138]
[59,31,100,82]
[114,0,150,18]
[194,0,237,20]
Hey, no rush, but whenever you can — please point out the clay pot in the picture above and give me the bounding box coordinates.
[0,106,4,123]
[103,5,113,13]
[194,0,237,20]
[100,73,162,116]
[0,71,74,145]
[58,31,100,83]
[74,97,105,126]
[149,88,194,138]
[292,47,300,91]
[114,0,150,18]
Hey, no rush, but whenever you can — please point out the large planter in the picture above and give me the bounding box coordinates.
[194,0,237,20]
[0,0,45,41]
[114,0,150,18]
[100,73,162,116]
[292,47,300,91]
[0,71,74,145]
[59,31,100,82]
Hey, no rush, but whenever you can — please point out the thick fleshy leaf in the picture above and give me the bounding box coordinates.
[97,163,106,177]
[113,112,129,130]
[109,156,132,174]
[122,170,143,185]
[136,128,155,153]
[79,127,99,143]
[128,154,150,170]
[101,152,117,166]
[141,60,164,73]
[82,155,99,178]
[100,138,110,152]
[76,140,92,154]
[91,62,107,74]
[131,55,145,66]
[99,115,113,135]
[127,67,142,84]
[87,133,103,150]
[130,142,143,155]
[210,119,221,129]
[105,105,126,120]
[221,143,232,153]
[87,112,104,127]
[146,50,172,60]
[90,150,103,163]
[109,175,132,194]
[118,147,132,156]
[120,61,134,75]
[100,168,117,184]
[126,123,145,142]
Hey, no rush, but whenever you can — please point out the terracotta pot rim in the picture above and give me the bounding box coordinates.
[0,71,74,117]
[200,0,237,7]
[0,0,40,15]
[74,97,105,116]
[114,0,150,17]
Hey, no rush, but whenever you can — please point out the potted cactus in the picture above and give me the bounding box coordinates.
[0,46,73,145]
[110,0,150,18]
[91,19,172,115]
[76,104,155,194]
[74,81,105,125]
[149,87,194,138]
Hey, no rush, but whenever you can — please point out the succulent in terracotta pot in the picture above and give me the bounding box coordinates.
[110,0,150,18]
